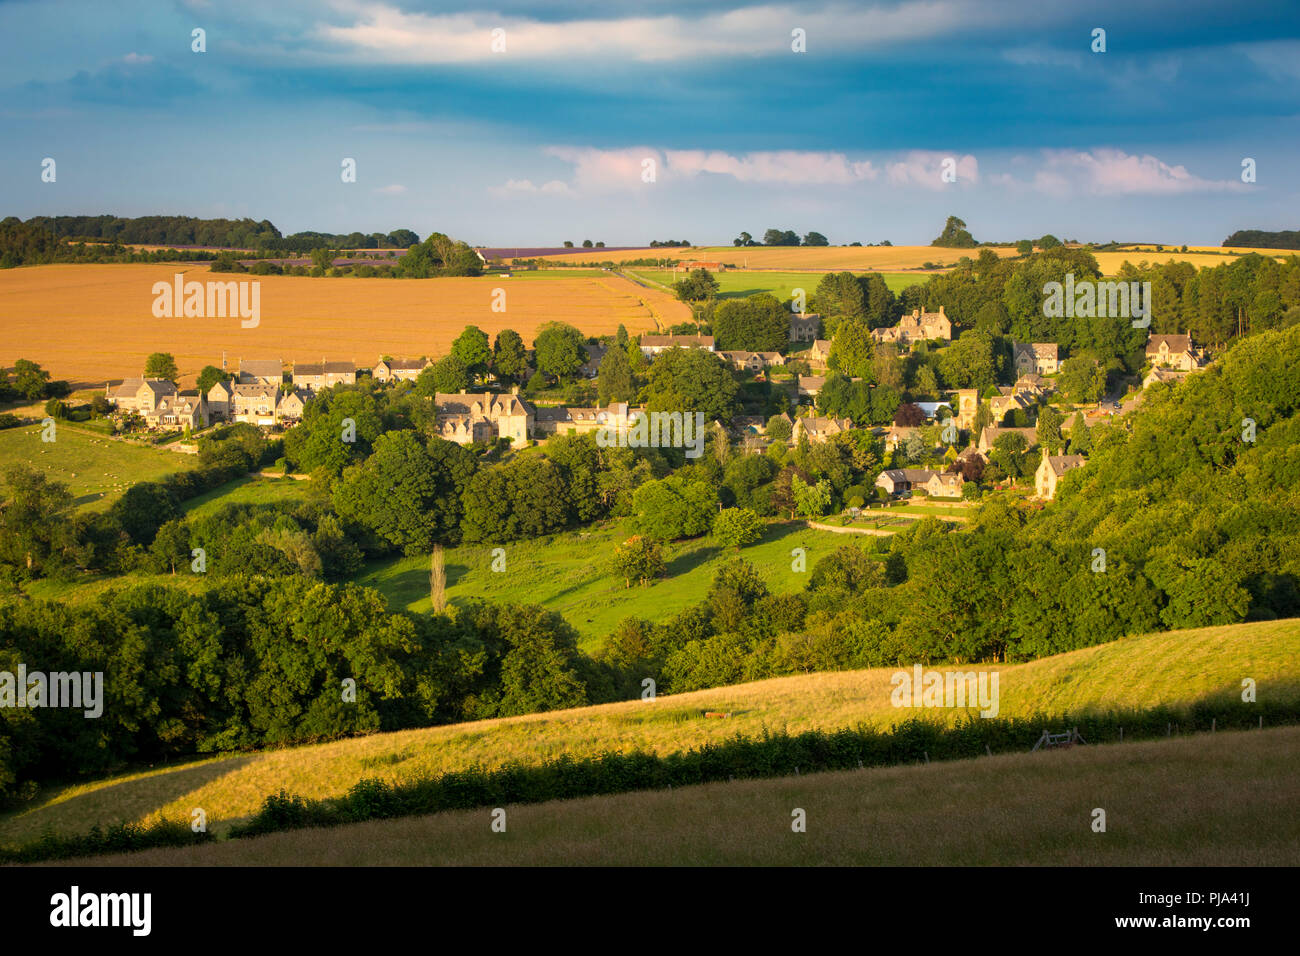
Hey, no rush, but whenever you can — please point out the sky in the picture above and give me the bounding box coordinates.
[1,0,1298,246]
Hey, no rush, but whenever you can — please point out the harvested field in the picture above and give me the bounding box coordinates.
[0,264,682,387]
[515,245,1020,270]
[514,243,1300,273]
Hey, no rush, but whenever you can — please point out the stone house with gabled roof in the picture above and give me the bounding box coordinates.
[638,333,716,357]
[875,467,936,495]
[1145,333,1198,371]
[1035,454,1085,500]
[792,415,853,444]
[373,357,431,382]
[789,313,822,343]
[106,377,177,415]
[292,360,357,389]
[719,350,784,373]
[238,359,284,385]
[143,391,208,431]
[1013,341,1060,377]
[924,471,965,499]
[807,338,832,368]
[872,307,951,347]
[1143,366,1192,389]
[434,389,534,445]
[534,402,640,438]
[230,383,280,425]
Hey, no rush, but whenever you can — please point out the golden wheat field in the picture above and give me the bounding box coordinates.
[520,243,1300,273]
[516,244,1018,270]
[0,264,683,387]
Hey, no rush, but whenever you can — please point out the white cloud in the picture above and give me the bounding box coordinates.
[885,151,978,189]
[316,1,1006,64]
[665,149,877,184]
[489,178,572,198]
[1022,149,1242,196]
[122,52,154,64]
[373,183,407,195]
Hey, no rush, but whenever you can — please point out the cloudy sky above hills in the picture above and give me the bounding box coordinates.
[2,0,1298,244]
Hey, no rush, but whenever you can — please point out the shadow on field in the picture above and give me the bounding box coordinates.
[2,754,256,842]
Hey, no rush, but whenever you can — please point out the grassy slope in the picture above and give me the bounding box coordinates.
[179,474,312,517]
[353,519,855,649]
[55,725,1300,866]
[0,423,198,510]
[3,618,1296,844]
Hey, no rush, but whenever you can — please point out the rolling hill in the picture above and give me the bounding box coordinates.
[49,725,1300,866]
[2,618,1295,846]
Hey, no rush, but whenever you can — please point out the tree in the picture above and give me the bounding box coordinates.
[763,228,801,246]
[932,215,977,248]
[610,535,665,587]
[643,348,740,423]
[451,326,491,380]
[597,344,636,404]
[333,432,477,553]
[765,414,793,442]
[310,247,334,271]
[1067,411,1092,455]
[803,231,829,246]
[11,359,51,399]
[872,343,904,390]
[1036,406,1065,454]
[472,604,589,717]
[1059,355,1106,404]
[426,354,469,394]
[632,475,716,540]
[1038,234,1062,250]
[673,268,720,303]
[582,239,593,248]
[1016,239,1033,255]
[563,240,574,248]
[827,320,874,378]
[534,322,588,381]
[713,507,764,549]
[430,543,446,612]
[0,465,76,574]
[792,476,833,517]
[809,545,884,591]
[196,365,230,393]
[989,432,1030,481]
[894,403,924,427]
[144,352,180,383]
[492,329,528,382]
[734,231,753,247]
[712,293,788,351]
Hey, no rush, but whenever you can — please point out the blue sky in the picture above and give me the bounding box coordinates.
[2,0,1298,245]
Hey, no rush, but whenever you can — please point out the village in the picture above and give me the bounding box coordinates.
[99,307,1209,506]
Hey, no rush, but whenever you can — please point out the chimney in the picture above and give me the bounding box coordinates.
[939,305,945,315]
[510,384,519,396]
